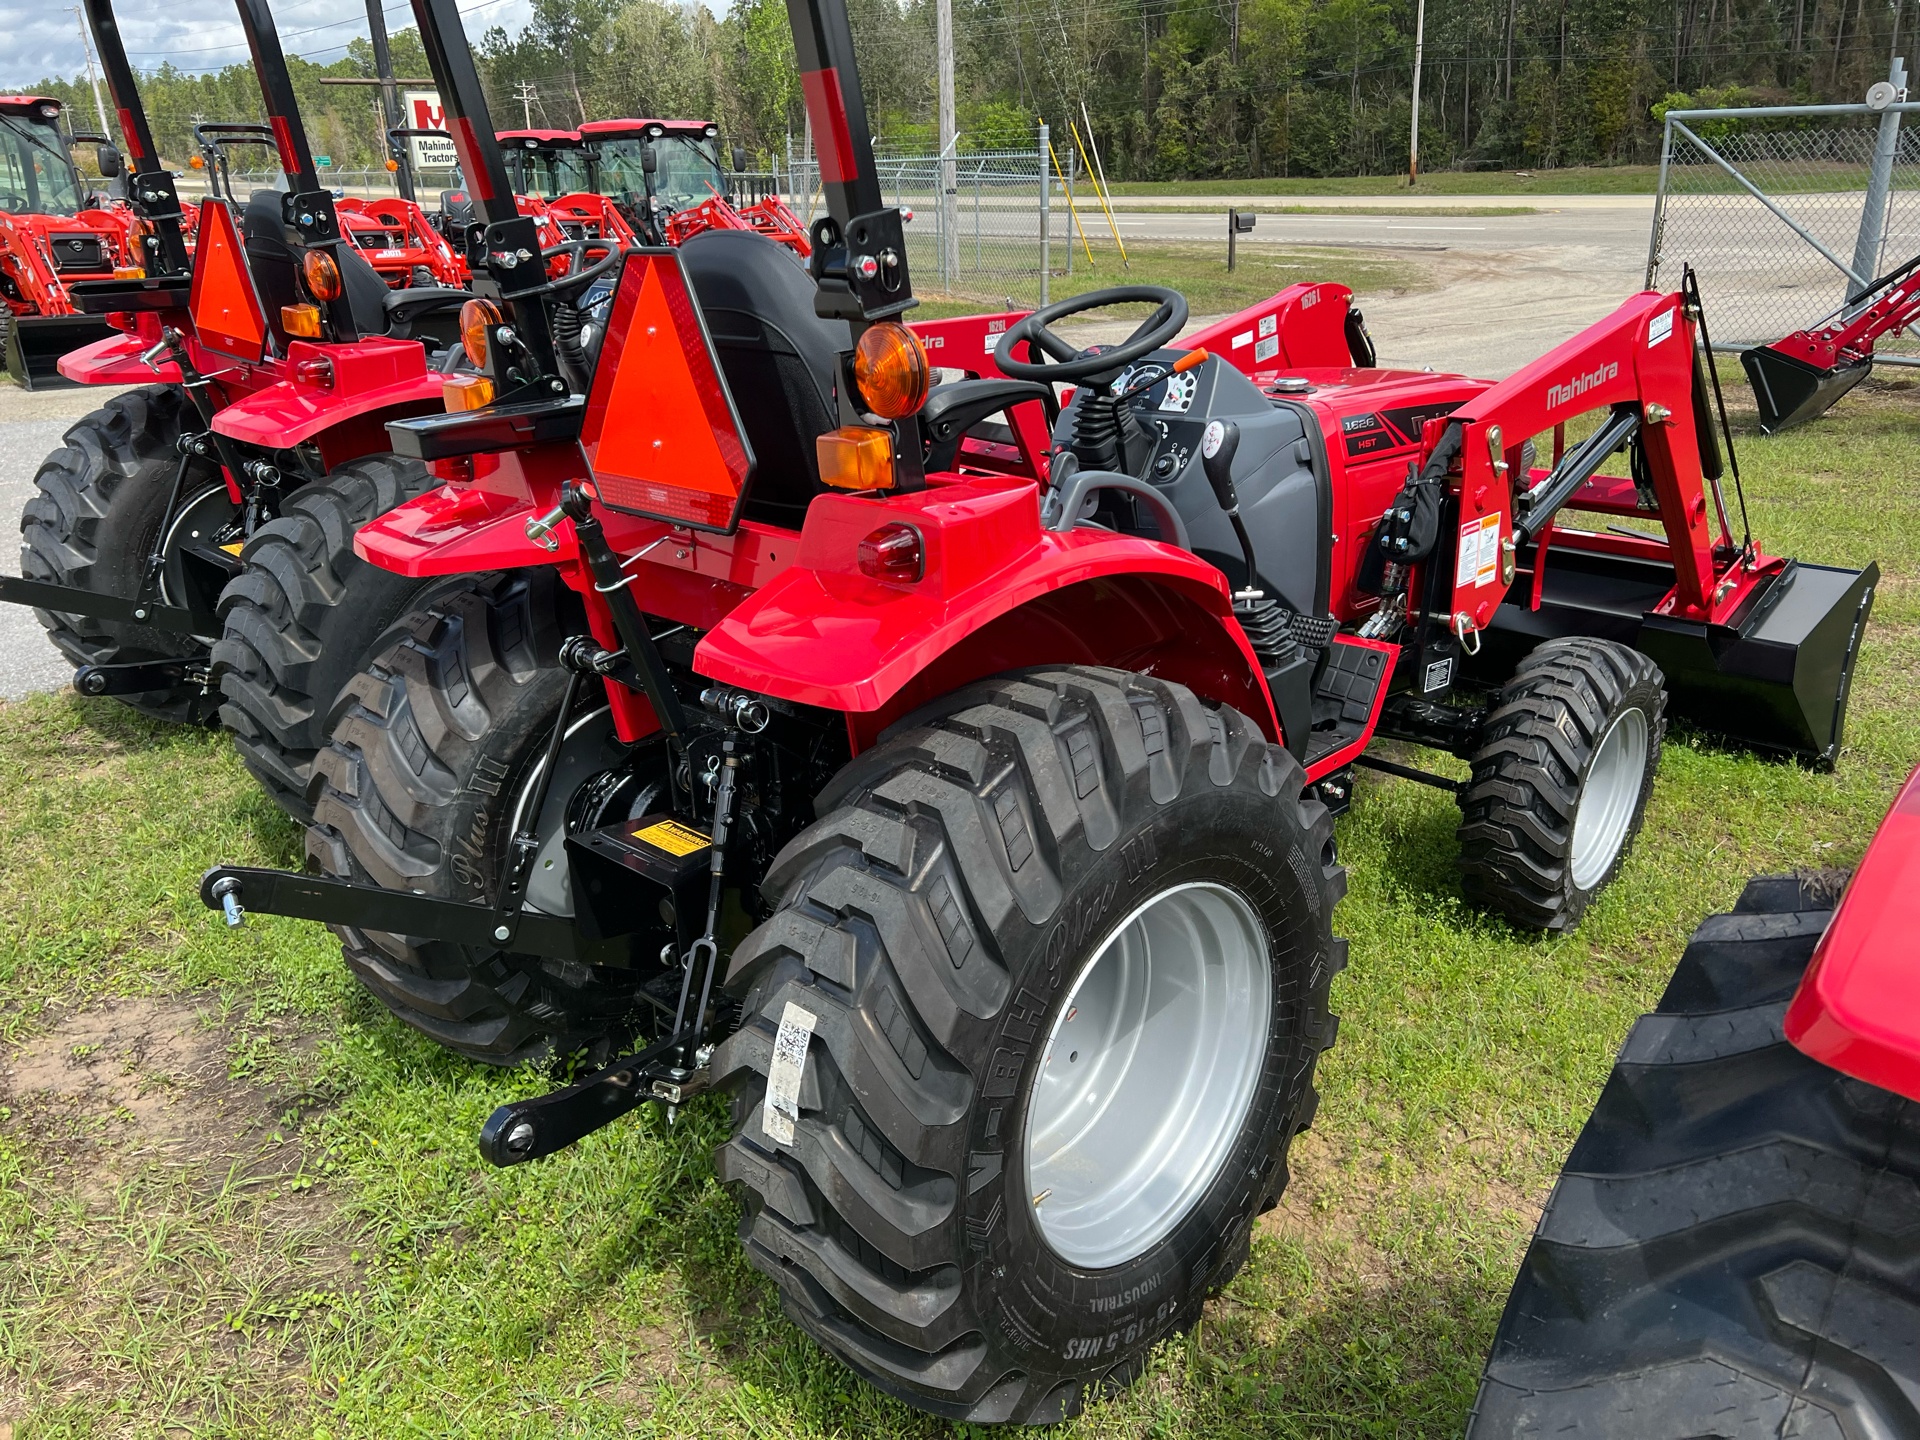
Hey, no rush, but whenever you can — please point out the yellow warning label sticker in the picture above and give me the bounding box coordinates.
[219,541,245,556]
[633,818,710,857]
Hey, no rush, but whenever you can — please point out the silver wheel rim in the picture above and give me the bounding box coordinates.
[1569,706,1650,892]
[1024,881,1271,1270]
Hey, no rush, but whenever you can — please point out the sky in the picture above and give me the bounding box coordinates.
[2,0,538,84]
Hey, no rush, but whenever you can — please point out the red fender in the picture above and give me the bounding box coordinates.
[211,337,444,449]
[1187,282,1358,377]
[58,327,181,385]
[694,475,1276,741]
[1786,768,1920,1102]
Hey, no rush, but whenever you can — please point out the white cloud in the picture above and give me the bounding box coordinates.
[2,0,535,82]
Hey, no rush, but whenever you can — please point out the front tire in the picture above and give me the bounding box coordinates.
[712,667,1345,1423]
[1457,637,1665,930]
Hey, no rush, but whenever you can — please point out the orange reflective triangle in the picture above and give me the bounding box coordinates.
[580,251,755,533]
[188,199,268,362]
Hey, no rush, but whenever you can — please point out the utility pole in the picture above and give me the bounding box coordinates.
[68,6,111,141]
[935,0,959,293]
[1408,0,1426,185]
[364,0,412,201]
[515,81,538,130]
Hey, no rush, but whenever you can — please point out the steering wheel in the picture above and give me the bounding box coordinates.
[994,285,1188,384]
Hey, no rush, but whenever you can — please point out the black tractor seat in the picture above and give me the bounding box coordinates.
[243,188,465,348]
[678,229,847,528]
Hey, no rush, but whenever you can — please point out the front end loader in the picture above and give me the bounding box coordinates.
[192,0,1873,1419]
[1471,769,1920,1436]
[1741,250,1920,432]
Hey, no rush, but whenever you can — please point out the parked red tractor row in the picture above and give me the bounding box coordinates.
[189,0,1877,1420]
[0,0,491,821]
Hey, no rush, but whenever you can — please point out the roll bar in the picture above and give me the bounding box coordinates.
[78,0,190,274]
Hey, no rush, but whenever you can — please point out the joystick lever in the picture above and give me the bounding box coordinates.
[1202,419,1263,602]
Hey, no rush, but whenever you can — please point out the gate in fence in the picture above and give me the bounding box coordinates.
[1648,61,1920,359]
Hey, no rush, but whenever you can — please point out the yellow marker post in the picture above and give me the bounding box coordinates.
[1070,119,1127,268]
[1046,136,1096,267]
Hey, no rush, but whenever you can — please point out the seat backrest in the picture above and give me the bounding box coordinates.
[678,230,849,529]
[243,189,393,342]
[241,190,298,348]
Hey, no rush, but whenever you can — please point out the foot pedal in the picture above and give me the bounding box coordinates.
[1306,639,1390,766]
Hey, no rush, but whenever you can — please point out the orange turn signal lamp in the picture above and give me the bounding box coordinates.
[443,373,495,412]
[302,250,342,301]
[188,154,205,169]
[852,322,929,419]
[460,297,502,368]
[817,425,894,491]
[280,303,322,338]
[385,158,400,173]
[112,265,145,281]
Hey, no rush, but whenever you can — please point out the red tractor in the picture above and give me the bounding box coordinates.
[1742,250,1920,432]
[1471,769,1920,1436]
[0,0,483,821]
[0,95,139,388]
[196,0,1877,1421]
[579,116,810,254]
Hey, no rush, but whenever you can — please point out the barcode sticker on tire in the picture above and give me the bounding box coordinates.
[763,1001,817,1147]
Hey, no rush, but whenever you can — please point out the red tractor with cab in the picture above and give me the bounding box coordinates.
[196,0,1878,1420]
[0,94,139,388]
[580,116,809,254]
[0,0,492,823]
[1472,769,1920,1437]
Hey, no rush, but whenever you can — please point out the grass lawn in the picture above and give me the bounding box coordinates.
[1102,167,1665,197]
[912,240,1431,319]
[0,372,1915,1437]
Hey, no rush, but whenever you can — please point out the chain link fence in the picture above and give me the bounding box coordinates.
[1648,70,1920,357]
[780,131,1069,309]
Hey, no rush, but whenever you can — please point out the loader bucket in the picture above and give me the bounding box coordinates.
[5,313,107,390]
[1638,559,1878,768]
[1740,344,1871,434]
[1482,550,1878,769]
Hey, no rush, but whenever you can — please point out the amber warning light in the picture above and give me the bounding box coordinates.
[577,251,756,533]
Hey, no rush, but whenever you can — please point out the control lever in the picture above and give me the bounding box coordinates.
[1201,419,1264,603]
[1118,346,1208,403]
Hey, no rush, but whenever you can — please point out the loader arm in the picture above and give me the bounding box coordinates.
[1420,290,1722,631]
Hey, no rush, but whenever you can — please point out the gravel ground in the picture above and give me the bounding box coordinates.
[0,384,135,701]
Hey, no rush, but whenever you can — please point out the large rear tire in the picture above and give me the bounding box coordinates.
[306,570,656,1067]
[1457,637,1665,930]
[1469,872,1920,1437]
[210,453,443,820]
[18,384,226,721]
[713,666,1345,1423]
